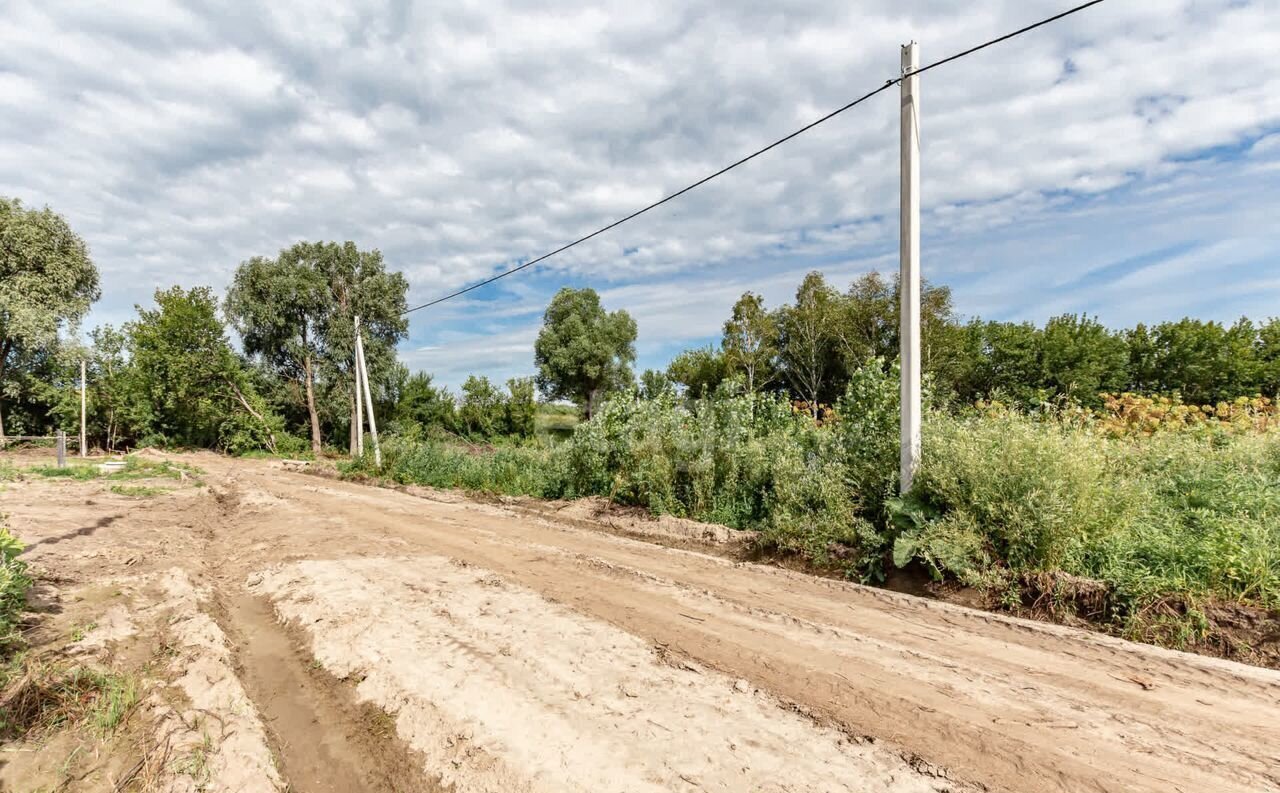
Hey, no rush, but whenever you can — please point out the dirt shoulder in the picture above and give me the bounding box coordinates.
[5,452,1280,793]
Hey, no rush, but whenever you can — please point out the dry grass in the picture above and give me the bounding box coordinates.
[0,659,140,740]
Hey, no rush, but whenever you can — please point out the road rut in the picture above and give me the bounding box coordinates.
[201,457,1280,793]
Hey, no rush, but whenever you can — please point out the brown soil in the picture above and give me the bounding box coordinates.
[4,451,1279,793]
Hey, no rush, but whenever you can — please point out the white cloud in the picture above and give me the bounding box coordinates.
[2,0,1279,390]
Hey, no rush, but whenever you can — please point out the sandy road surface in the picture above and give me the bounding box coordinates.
[7,453,1280,793]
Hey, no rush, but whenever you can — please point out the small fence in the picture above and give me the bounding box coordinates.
[0,431,83,467]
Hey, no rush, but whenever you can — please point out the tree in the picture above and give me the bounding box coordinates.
[0,197,100,439]
[128,286,278,451]
[834,272,895,367]
[667,347,728,397]
[394,372,456,432]
[954,320,1043,405]
[831,271,964,396]
[776,272,839,414]
[85,325,148,451]
[1147,318,1257,404]
[226,241,408,454]
[1124,323,1160,395]
[721,292,777,393]
[639,368,675,400]
[503,377,537,438]
[458,375,504,438]
[534,288,636,418]
[1258,318,1280,398]
[1038,314,1128,405]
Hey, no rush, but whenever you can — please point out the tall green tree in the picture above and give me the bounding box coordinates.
[1124,323,1160,395]
[458,375,503,438]
[1258,318,1280,398]
[776,272,840,413]
[534,288,636,418]
[503,377,537,439]
[0,197,99,438]
[834,271,896,367]
[831,271,963,394]
[1038,314,1128,405]
[128,286,278,451]
[667,346,728,397]
[639,368,676,400]
[226,241,408,454]
[394,371,456,433]
[721,292,776,393]
[1147,318,1257,404]
[953,320,1043,405]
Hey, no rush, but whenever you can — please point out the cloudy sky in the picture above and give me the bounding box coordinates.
[3,0,1279,390]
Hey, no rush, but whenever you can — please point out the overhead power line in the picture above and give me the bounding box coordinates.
[403,0,1108,315]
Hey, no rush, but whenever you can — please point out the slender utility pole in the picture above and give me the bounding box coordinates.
[353,316,364,458]
[79,359,87,458]
[354,318,382,468]
[899,41,922,493]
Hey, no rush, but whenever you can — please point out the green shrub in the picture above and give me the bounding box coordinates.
[1,520,31,653]
[345,435,554,497]
[896,411,1280,615]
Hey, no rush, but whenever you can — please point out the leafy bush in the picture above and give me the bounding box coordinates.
[897,411,1280,618]
[1,519,31,652]
[345,435,553,496]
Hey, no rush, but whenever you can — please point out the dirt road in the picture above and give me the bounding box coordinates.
[5,452,1279,793]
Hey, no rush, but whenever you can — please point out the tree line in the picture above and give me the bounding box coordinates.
[657,270,1280,411]
[3,195,1277,453]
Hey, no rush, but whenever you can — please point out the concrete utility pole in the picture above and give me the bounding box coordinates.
[79,359,87,458]
[354,316,364,458]
[899,41,921,493]
[354,318,382,468]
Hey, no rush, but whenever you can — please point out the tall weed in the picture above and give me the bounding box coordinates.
[1,519,31,653]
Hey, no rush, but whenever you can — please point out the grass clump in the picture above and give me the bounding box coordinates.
[109,484,167,498]
[344,437,553,497]
[24,455,203,484]
[28,463,100,480]
[0,662,140,739]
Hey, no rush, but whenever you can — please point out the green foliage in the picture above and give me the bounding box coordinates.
[345,435,552,496]
[458,375,503,438]
[534,287,637,418]
[722,292,777,393]
[27,455,202,484]
[109,484,166,498]
[29,464,100,480]
[1038,314,1129,406]
[394,372,457,433]
[776,271,840,410]
[504,377,537,439]
[0,196,100,439]
[226,241,409,454]
[453,375,537,440]
[127,286,279,452]
[638,369,675,400]
[0,518,31,653]
[666,346,728,397]
[87,671,139,735]
[896,411,1280,619]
